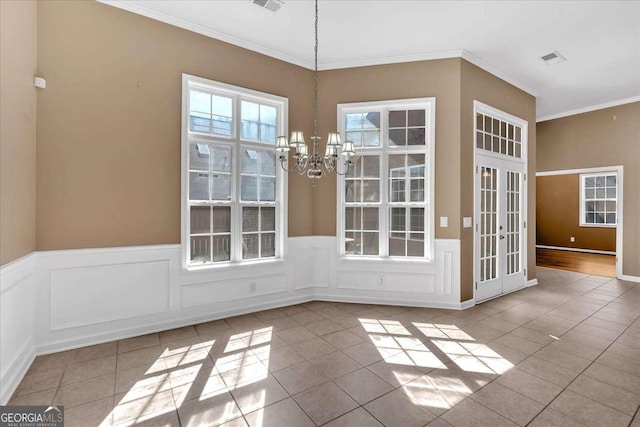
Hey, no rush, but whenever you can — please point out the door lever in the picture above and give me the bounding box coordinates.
[499,235,505,240]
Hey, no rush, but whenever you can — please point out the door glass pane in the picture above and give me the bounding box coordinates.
[506,171,522,275]
[479,166,498,282]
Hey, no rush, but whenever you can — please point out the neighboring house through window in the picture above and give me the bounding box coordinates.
[182,74,287,269]
[338,98,435,260]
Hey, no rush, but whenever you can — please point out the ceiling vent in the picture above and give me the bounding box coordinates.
[541,51,566,65]
[252,0,284,12]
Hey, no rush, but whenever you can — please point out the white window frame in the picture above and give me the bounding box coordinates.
[336,98,436,262]
[579,172,618,228]
[181,74,288,271]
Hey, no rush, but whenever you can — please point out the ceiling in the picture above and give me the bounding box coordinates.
[101,0,640,121]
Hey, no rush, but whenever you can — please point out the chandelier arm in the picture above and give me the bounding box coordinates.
[333,160,353,176]
[278,156,292,172]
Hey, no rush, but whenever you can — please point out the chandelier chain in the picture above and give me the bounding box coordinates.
[313,0,319,139]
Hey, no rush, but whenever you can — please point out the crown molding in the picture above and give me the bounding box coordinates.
[99,0,639,122]
[98,0,315,70]
[536,95,640,122]
[460,50,538,97]
[316,49,465,71]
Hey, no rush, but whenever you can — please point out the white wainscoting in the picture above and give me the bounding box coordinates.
[315,238,464,309]
[0,253,37,405]
[0,236,464,404]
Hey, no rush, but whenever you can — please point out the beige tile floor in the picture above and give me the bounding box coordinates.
[9,267,640,427]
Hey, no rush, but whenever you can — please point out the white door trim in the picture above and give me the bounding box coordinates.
[473,101,529,303]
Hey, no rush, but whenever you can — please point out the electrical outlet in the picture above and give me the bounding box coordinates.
[249,282,257,293]
[377,276,385,287]
[570,236,575,242]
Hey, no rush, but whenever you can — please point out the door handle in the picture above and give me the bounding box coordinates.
[499,235,505,240]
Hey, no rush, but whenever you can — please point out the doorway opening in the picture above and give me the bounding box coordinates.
[535,166,623,278]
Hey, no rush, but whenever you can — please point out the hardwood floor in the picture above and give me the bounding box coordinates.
[536,248,616,277]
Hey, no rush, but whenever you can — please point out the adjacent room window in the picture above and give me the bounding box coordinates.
[182,74,287,268]
[580,173,617,226]
[338,99,435,260]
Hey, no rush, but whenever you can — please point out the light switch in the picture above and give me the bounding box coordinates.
[463,217,473,228]
[440,217,448,228]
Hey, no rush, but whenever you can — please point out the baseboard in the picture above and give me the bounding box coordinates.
[536,245,615,256]
[526,278,539,287]
[619,274,640,283]
[460,298,476,309]
[314,292,472,310]
[0,338,36,405]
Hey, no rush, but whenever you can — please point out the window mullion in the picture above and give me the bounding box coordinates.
[380,142,389,258]
[232,127,242,263]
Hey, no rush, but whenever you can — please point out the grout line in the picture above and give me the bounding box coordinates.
[518,281,640,426]
[17,272,639,427]
[431,274,637,425]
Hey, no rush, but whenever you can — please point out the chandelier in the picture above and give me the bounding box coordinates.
[275,0,355,184]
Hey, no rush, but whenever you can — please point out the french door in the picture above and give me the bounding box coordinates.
[475,154,526,302]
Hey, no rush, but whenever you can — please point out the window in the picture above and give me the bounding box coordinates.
[182,74,287,268]
[580,173,617,226]
[338,99,435,260]
[475,111,524,158]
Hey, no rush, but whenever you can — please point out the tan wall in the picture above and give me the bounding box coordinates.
[537,102,640,277]
[36,0,315,251]
[536,174,616,252]
[0,0,37,265]
[313,59,462,237]
[460,61,537,301]
[34,1,540,295]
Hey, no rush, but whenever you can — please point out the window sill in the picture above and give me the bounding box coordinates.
[579,223,617,228]
[339,256,434,264]
[183,258,285,274]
